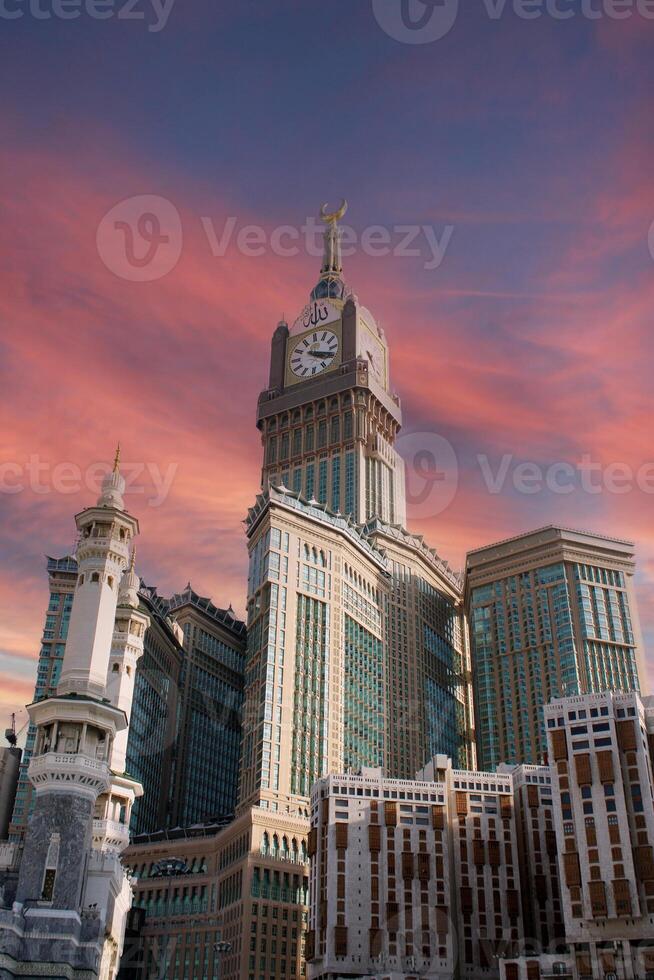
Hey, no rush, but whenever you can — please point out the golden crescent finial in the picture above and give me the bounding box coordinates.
[320,199,348,225]
[113,443,121,473]
[129,547,136,572]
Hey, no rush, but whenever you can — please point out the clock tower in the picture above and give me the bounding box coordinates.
[257,201,406,527]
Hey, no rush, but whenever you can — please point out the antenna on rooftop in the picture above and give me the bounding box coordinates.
[5,713,17,747]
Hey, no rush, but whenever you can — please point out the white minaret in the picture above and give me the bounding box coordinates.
[1,450,145,980]
[105,549,150,776]
[57,446,138,700]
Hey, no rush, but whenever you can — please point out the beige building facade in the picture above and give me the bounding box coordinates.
[123,808,309,980]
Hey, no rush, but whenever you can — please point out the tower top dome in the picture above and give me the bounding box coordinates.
[97,444,126,510]
[118,548,140,608]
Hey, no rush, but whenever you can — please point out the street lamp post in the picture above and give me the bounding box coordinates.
[213,939,232,980]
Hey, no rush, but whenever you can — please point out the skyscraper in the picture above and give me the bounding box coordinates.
[0,455,147,979]
[123,584,183,835]
[120,202,474,980]
[247,200,474,802]
[466,526,645,771]
[166,585,246,827]
[0,743,21,841]
[8,555,77,842]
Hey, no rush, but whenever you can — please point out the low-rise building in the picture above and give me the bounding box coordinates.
[122,807,309,980]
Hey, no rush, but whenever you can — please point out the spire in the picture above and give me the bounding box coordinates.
[97,449,126,510]
[118,547,140,608]
[310,199,348,302]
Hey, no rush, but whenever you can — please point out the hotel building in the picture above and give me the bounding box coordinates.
[543,690,654,979]
[466,527,644,771]
[308,758,530,980]
[120,202,475,980]
[165,585,246,827]
[7,556,77,841]
[500,764,565,954]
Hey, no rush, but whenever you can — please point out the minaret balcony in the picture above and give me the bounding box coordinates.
[92,818,131,853]
[28,751,112,798]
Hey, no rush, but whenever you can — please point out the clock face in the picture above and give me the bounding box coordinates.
[361,320,386,387]
[366,344,384,383]
[289,329,340,379]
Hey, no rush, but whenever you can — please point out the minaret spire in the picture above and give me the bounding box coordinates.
[310,199,349,302]
[98,448,126,509]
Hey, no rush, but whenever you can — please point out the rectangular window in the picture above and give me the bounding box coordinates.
[331,456,341,512]
[318,459,328,505]
[345,452,356,517]
[305,464,315,499]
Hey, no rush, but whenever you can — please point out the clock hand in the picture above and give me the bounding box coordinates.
[307,350,336,359]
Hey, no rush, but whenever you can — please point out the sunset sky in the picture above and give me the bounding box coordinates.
[1,2,653,732]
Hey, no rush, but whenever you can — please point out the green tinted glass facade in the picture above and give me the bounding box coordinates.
[343,614,384,770]
[291,595,329,797]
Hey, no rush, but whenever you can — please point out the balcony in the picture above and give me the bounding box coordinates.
[92,819,130,851]
[30,752,108,775]
[29,752,111,795]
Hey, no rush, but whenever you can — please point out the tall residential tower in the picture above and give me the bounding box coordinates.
[466,526,644,772]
